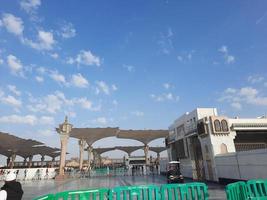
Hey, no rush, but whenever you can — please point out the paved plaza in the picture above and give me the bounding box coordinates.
[0,175,227,200]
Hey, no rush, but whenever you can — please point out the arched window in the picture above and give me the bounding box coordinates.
[214,119,221,132]
[220,143,228,154]
[221,120,229,132]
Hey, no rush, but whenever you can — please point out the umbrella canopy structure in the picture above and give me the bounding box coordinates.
[93,147,116,155]
[115,146,144,155]
[0,131,59,159]
[149,146,167,154]
[117,130,168,145]
[69,127,119,146]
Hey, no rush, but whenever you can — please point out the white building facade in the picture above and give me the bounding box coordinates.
[167,108,267,183]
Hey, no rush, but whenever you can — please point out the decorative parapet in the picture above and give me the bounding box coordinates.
[231,123,267,130]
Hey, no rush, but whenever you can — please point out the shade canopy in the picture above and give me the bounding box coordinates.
[93,147,116,155]
[115,146,143,155]
[70,127,119,146]
[117,130,168,145]
[0,131,60,158]
[149,146,167,154]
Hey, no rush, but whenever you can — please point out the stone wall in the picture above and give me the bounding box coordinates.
[215,149,267,180]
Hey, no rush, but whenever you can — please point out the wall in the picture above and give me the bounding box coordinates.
[215,149,267,180]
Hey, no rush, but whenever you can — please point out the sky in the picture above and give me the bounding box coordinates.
[0,0,267,162]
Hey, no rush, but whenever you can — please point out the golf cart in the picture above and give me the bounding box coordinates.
[166,161,184,183]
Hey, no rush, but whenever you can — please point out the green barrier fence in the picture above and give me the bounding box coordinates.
[247,179,267,199]
[33,183,210,200]
[226,181,248,200]
[54,188,109,200]
[225,179,267,200]
[186,182,209,200]
[109,185,160,200]
[32,194,54,200]
[160,183,188,200]
[32,179,267,200]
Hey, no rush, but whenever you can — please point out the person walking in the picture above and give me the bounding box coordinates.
[1,173,23,200]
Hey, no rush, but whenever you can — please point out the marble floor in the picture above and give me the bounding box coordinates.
[1,175,227,200]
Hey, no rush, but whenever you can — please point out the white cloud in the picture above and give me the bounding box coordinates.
[2,13,24,36]
[38,129,53,136]
[20,0,41,14]
[90,117,108,126]
[1,95,22,107]
[35,76,44,82]
[68,50,101,66]
[218,45,235,64]
[60,22,76,38]
[123,64,135,72]
[36,67,46,74]
[66,57,75,64]
[7,85,21,96]
[0,114,37,125]
[23,30,55,50]
[218,46,228,53]
[231,102,242,110]
[158,28,174,54]
[7,54,23,75]
[49,71,66,85]
[50,53,59,59]
[71,73,89,88]
[0,58,4,65]
[248,75,264,84]
[219,86,267,109]
[112,100,118,106]
[150,93,179,102]
[27,91,100,114]
[96,81,110,95]
[131,111,144,117]
[177,56,183,61]
[75,98,92,109]
[111,84,118,91]
[163,83,171,89]
[226,55,235,64]
[39,116,54,125]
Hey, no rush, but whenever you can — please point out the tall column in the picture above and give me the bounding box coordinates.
[56,116,73,178]
[79,139,86,170]
[28,155,33,168]
[157,153,160,175]
[87,146,93,171]
[144,144,149,165]
[157,153,160,164]
[23,157,27,167]
[10,153,16,169]
[41,155,45,167]
[6,157,10,168]
[51,157,55,168]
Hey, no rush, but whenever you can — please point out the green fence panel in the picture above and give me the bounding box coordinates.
[32,194,54,200]
[247,179,267,198]
[225,181,248,200]
[185,182,208,200]
[54,188,109,200]
[109,185,160,200]
[160,184,188,200]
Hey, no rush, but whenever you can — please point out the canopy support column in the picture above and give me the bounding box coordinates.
[10,153,16,169]
[28,155,33,168]
[41,155,45,167]
[56,116,72,179]
[79,139,86,171]
[144,144,149,165]
[87,146,93,172]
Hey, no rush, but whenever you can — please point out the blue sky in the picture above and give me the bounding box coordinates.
[0,0,267,160]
